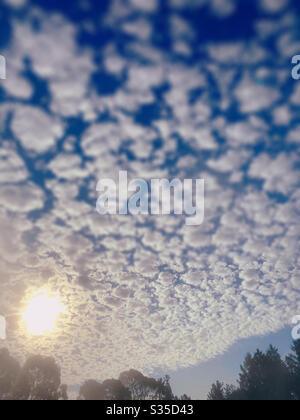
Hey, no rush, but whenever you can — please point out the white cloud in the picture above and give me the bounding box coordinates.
[0,183,45,213]
[235,75,281,113]
[287,125,300,144]
[130,0,158,13]
[260,0,289,13]
[11,106,63,153]
[273,105,292,126]
[0,146,28,184]
[4,0,27,8]
[210,0,236,18]
[248,153,299,194]
[3,73,32,99]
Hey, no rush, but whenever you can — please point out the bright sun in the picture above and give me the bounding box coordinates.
[22,292,65,336]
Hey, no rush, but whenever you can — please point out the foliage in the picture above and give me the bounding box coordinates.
[1,339,300,400]
[208,341,300,400]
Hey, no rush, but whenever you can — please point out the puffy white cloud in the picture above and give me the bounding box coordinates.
[3,73,32,99]
[0,183,45,213]
[48,154,88,180]
[3,0,27,8]
[291,84,300,106]
[260,0,289,13]
[225,120,265,146]
[248,153,299,194]
[130,0,158,13]
[210,0,236,18]
[273,105,292,126]
[11,106,63,153]
[207,149,251,172]
[287,125,300,144]
[235,75,281,113]
[0,146,28,183]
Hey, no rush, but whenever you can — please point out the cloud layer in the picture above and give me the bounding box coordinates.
[0,0,299,385]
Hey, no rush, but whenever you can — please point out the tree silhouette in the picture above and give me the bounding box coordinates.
[79,378,132,400]
[78,379,107,400]
[207,381,226,401]
[177,393,192,400]
[14,355,68,400]
[119,369,174,400]
[286,340,300,400]
[103,379,132,400]
[208,342,300,400]
[238,346,291,400]
[0,350,67,400]
[0,349,21,400]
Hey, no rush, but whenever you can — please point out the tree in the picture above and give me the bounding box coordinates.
[119,370,174,400]
[14,355,67,400]
[238,346,291,400]
[286,339,300,400]
[207,381,241,400]
[178,394,192,400]
[0,349,21,400]
[79,378,131,400]
[207,345,296,401]
[153,376,174,400]
[78,380,107,400]
[102,379,132,400]
[207,381,226,401]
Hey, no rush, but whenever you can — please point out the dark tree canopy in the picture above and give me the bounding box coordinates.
[15,355,63,400]
[286,340,300,400]
[119,369,173,400]
[79,378,131,400]
[78,379,107,400]
[102,379,132,400]
[0,348,21,400]
[208,341,300,401]
[238,346,290,400]
[0,350,67,400]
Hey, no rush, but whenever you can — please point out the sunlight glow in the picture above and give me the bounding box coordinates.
[22,292,65,336]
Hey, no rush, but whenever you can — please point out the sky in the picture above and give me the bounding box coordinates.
[0,0,299,400]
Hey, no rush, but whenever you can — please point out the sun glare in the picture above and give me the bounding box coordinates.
[22,292,65,336]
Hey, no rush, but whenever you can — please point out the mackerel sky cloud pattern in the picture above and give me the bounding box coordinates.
[0,0,299,385]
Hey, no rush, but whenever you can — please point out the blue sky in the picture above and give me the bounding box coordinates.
[0,0,299,399]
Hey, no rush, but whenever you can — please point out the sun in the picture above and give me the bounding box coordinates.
[22,292,65,336]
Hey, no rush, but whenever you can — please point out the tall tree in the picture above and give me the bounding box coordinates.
[102,379,132,400]
[0,349,21,400]
[14,355,67,400]
[78,380,107,400]
[238,346,291,400]
[207,381,226,401]
[286,339,300,400]
[119,370,174,400]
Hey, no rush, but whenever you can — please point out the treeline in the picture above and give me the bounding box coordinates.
[0,348,189,400]
[1,339,300,400]
[208,340,300,400]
